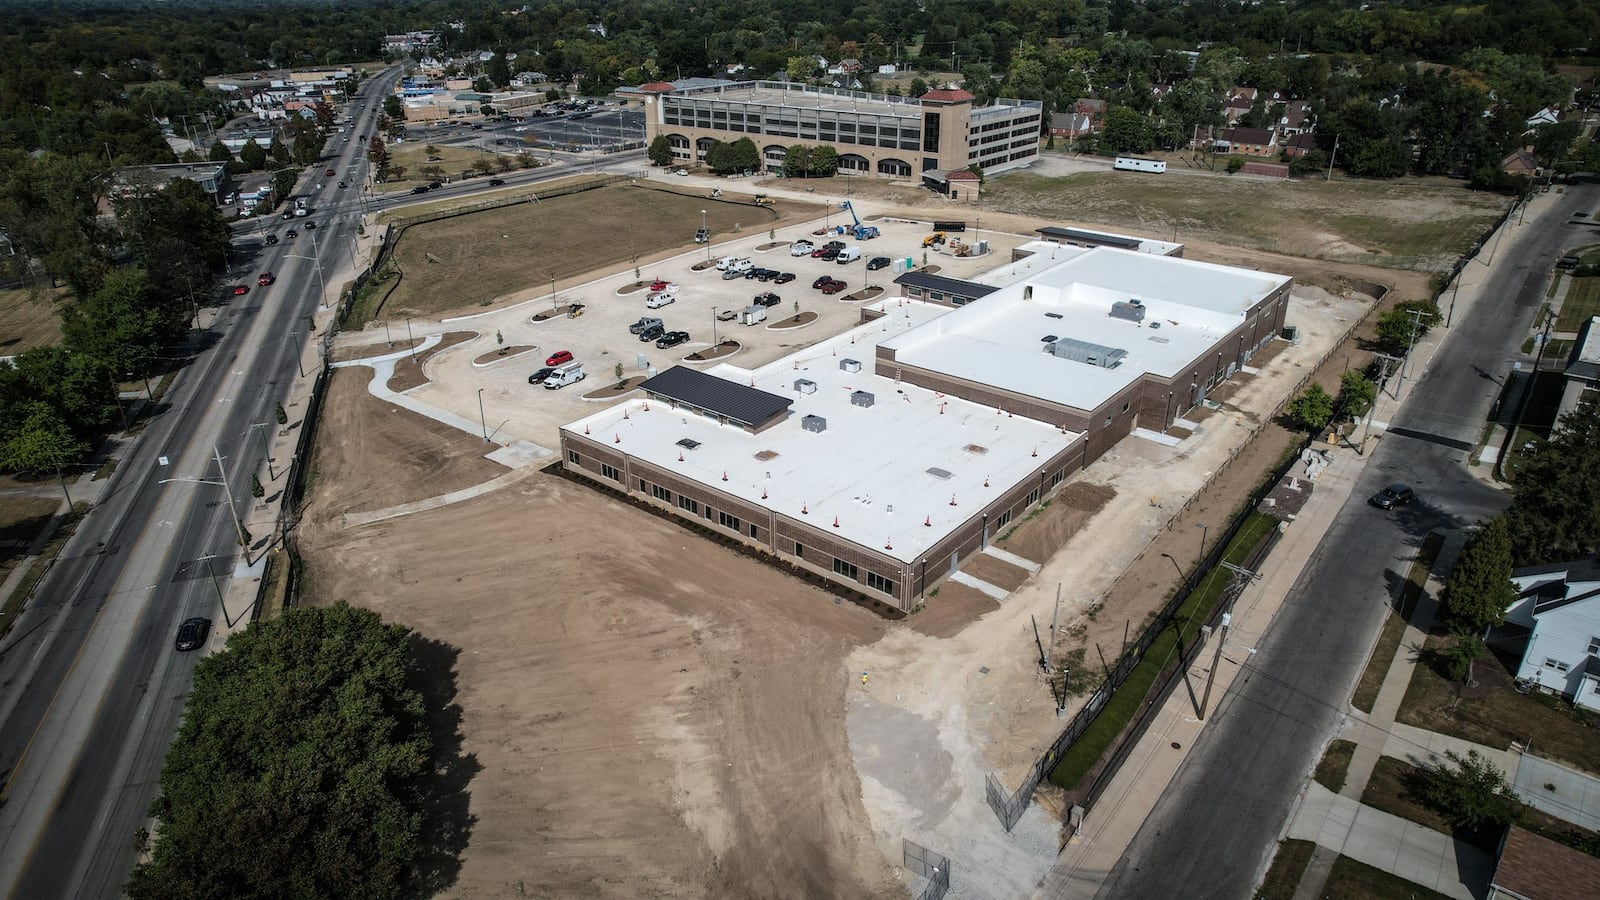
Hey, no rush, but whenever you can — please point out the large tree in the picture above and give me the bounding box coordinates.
[646,134,672,167]
[1441,515,1516,635]
[126,604,433,900]
[1507,395,1600,563]
[1101,106,1154,154]
[60,270,165,378]
[115,178,229,335]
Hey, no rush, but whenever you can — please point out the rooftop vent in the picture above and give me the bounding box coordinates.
[926,466,953,480]
[850,390,875,408]
[1047,336,1128,369]
[963,443,989,455]
[801,414,827,433]
[794,378,817,394]
[1110,299,1146,322]
[676,438,701,450]
[754,449,779,461]
[839,358,861,373]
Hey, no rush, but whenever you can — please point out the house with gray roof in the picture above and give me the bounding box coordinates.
[1505,558,1600,710]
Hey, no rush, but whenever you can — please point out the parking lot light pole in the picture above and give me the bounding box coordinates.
[702,209,710,261]
[712,307,718,346]
[477,388,488,442]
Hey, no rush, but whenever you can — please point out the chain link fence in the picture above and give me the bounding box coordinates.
[903,839,951,900]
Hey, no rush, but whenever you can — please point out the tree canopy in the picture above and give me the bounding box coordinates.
[127,604,433,900]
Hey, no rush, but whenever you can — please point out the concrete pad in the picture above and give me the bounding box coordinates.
[1383,722,1520,776]
[947,570,1008,600]
[486,440,553,469]
[1130,427,1183,447]
[981,545,1041,574]
[1515,754,1600,832]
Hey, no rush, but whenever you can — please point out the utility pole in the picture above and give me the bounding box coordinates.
[1508,308,1557,459]
[1398,307,1429,393]
[213,445,250,559]
[1199,562,1261,719]
[1326,133,1339,181]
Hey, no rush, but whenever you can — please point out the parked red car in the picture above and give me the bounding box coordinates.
[819,279,847,295]
[545,350,574,366]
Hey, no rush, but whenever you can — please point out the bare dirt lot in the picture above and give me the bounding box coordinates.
[381,183,814,318]
[299,385,901,898]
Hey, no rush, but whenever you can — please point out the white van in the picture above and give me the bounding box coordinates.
[543,362,585,389]
[790,241,815,256]
[836,247,862,264]
[715,255,740,271]
[645,291,676,309]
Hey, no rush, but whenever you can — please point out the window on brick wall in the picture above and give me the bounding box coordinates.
[717,511,741,531]
[601,463,621,482]
[1051,470,1065,487]
[567,450,579,464]
[833,558,859,580]
[749,522,758,538]
[865,571,895,594]
[996,509,1012,528]
[678,496,699,515]
[652,484,672,502]
[794,543,804,558]
[1027,488,1041,506]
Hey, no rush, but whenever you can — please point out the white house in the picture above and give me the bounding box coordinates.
[1505,558,1600,711]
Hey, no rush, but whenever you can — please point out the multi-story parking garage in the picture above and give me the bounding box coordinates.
[638,81,1042,178]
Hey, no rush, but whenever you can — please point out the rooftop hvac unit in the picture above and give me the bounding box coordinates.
[1110,299,1146,322]
[850,390,875,408]
[801,414,827,433]
[839,358,861,373]
[1048,337,1128,369]
[794,378,817,394]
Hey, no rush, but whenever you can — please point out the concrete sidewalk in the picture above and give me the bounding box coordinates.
[1287,784,1494,900]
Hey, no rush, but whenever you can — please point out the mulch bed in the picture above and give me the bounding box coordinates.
[756,242,787,251]
[841,286,885,303]
[581,376,650,399]
[691,260,716,271]
[616,282,649,295]
[685,340,740,362]
[916,265,942,275]
[768,311,819,330]
[386,331,478,392]
[331,338,420,363]
[530,303,583,322]
[472,345,536,366]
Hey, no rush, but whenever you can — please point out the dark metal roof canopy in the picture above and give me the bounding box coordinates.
[892,271,999,299]
[639,366,792,428]
[1035,226,1141,251]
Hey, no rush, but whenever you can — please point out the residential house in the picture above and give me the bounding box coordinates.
[878,64,898,76]
[1150,83,1173,101]
[510,71,548,88]
[1501,148,1540,177]
[1213,127,1277,157]
[111,163,233,206]
[1049,112,1096,138]
[1503,558,1600,711]
[1526,106,1562,129]
[1281,133,1321,159]
[1278,100,1314,137]
[1559,317,1600,418]
[1488,826,1600,899]
[1223,87,1257,126]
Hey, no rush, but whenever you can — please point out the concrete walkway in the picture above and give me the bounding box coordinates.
[1287,784,1494,900]
[1514,755,1600,832]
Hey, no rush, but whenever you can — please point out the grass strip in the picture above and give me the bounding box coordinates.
[1256,839,1317,900]
[1314,739,1358,793]
[1352,532,1443,711]
[1049,511,1278,788]
[0,503,89,644]
[1322,854,1453,900]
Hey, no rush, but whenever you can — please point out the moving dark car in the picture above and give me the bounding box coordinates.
[174,617,211,652]
[1369,483,1414,509]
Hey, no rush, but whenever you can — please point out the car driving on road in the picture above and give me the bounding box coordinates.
[1369,483,1414,509]
[174,617,211,652]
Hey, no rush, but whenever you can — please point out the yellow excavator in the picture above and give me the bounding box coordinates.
[922,231,946,248]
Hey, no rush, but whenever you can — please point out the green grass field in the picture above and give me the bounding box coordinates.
[983,172,1506,271]
[0,284,71,355]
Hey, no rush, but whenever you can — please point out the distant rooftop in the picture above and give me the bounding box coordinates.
[639,366,792,430]
[893,271,999,301]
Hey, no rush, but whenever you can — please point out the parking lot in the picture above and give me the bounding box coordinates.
[342,210,1031,449]
[403,102,644,154]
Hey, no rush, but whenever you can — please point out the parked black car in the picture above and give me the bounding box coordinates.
[527,367,555,385]
[773,272,795,284]
[638,324,665,342]
[866,256,892,270]
[752,292,781,307]
[655,330,690,348]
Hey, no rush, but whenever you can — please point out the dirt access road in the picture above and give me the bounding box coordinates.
[299,370,900,898]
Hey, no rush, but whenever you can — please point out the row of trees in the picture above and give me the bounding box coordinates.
[0,174,230,477]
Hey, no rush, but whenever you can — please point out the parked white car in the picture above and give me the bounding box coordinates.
[645,292,677,308]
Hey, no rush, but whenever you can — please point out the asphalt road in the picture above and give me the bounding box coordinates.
[0,68,404,900]
[1096,179,1600,898]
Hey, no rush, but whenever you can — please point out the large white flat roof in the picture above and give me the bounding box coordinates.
[881,248,1290,412]
[564,297,1081,564]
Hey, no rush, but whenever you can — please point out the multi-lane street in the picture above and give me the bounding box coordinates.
[1097,180,1600,898]
[0,67,404,900]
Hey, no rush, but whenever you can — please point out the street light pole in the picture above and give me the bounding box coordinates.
[213,445,251,560]
[477,388,488,441]
[712,307,718,346]
[1195,521,1209,568]
[251,422,275,479]
[287,332,305,378]
[702,209,710,262]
